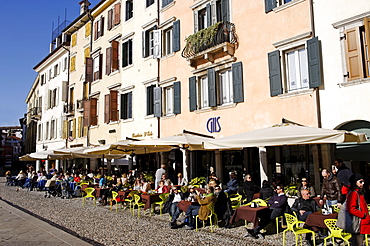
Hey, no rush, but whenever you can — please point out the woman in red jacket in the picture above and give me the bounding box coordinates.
[347,173,370,246]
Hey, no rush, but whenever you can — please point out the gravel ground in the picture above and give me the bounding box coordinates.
[0,178,298,246]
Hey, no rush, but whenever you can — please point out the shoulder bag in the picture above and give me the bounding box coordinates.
[336,190,361,233]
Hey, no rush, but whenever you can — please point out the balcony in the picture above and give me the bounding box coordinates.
[181,21,238,68]
[29,107,41,121]
[76,99,85,112]
[63,103,75,115]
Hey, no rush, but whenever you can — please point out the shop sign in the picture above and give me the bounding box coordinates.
[207,117,221,133]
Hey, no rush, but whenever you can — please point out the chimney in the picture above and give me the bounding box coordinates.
[79,0,91,15]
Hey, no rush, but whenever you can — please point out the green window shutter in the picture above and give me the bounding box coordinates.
[265,0,276,13]
[154,87,162,117]
[173,81,181,114]
[221,0,230,22]
[189,76,197,112]
[208,68,217,107]
[173,20,181,52]
[206,3,212,27]
[307,37,322,88]
[232,62,244,103]
[268,50,283,97]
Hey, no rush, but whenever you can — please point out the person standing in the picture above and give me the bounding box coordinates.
[155,164,166,189]
[334,159,353,200]
[297,178,316,198]
[319,169,341,207]
[347,174,370,246]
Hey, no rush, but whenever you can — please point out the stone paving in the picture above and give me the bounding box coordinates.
[0,178,303,246]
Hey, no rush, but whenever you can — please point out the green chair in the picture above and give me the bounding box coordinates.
[154,193,169,216]
[132,194,146,217]
[82,187,96,207]
[196,203,218,233]
[283,213,316,246]
[110,191,122,212]
[323,219,351,246]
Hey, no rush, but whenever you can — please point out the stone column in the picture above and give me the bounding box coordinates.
[36,160,41,172]
[45,160,50,173]
[55,160,61,172]
[259,147,268,186]
[215,150,223,183]
[180,148,189,183]
[107,159,112,175]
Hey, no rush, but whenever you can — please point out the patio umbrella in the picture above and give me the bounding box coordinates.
[19,154,38,161]
[203,123,367,150]
[54,146,125,159]
[28,149,68,160]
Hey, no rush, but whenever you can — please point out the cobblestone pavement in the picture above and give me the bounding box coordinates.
[0,178,302,246]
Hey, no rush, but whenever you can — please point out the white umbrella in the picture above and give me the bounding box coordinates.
[28,149,67,160]
[203,123,367,150]
[54,146,125,159]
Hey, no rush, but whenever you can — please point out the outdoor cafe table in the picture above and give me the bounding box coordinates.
[230,206,269,228]
[304,212,338,231]
[81,184,98,191]
[141,193,161,210]
[95,188,109,198]
[118,190,131,201]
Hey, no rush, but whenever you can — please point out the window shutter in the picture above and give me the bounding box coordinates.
[126,1,130,20]
[62,120,68,139]
[173,81,181,114]
[268,50,283,96]
[194,11,199,33]
[108,9,113,30]
[112,40,119,70]
[72,33,77,47]
[127,92,132,119]
[120,94,125,119]
[208,68,217,107]
[84,47,90,64]
[90,98,98,126]
[104,94,110,123]
[147,85,154,115]
[99,54,103,79]
[72,118,76,139]
[232,62,244,103]
[189,76,197,112]
[173,20,181,52]
[106,47,112,75]
[162,0,167,8]
[77,116,82,138]
[94,21,98,40]
[143,31,148,58]
[128,39,133,65]
[265,0,276,13]
[111,90,118,121]
[221,0,230,22]
[85,57,93,83]
[100,17,104,37]
[122,42,128,67]
[85,22,91,38]
[70,56,76,72]
[344,27,363,81]
[206,3,212,27]
[153,87,162,117]
[307,37,322,88]
[114,3,121,25]
[364,17,370,77]
[83,100,90,127]
[153,29,162,58]
[61,81,68,102]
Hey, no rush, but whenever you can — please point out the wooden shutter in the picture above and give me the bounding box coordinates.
[61,81,68,102]
[364,17,370,77]
[71,33,77,47]
[173,81,181,114]
[189,76,197,112]
[106,47,112,75]
[344,27,363,81]
[173,20,181,52]
[232,62,244,103]
[108,9,113,30]
[72,118,76,139]
[104,94,110,123]
[98,54,103,79]
[265,0,276,13]
[208,68,217,107]
[111,90,118,121]
[70,56,76,72]
[127,92,132,119]
[307,37,322,88]
[84,47,90,64]
[90,98,98,126]
[112,40,119,70]
[268,50,283,96]
[153,87,162,117]
[100,17,104,37]
[143,30,148,58]
[62,120,68,139]
[83,100,90,127]
[114,3,121,25]
[206,3,212,27]
[125,1,130,20]
[85,57,93,82]
[153,29,161,58]
[85,22,91,38]
[94,21,98,40]
[77,116,82,138]
[221,0,230,22]
[147,85,154,115]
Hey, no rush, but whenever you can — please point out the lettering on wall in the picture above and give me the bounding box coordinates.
[207,117,221,133]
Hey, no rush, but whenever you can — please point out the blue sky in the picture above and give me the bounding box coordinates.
[0,0,99,126]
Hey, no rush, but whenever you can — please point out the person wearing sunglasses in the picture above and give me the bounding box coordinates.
[168,187,185,229]
[297,178,316,198]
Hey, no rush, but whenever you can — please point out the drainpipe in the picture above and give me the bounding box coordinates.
[157,0,161,139]
[61,44,70,149]
[86,9,94,147]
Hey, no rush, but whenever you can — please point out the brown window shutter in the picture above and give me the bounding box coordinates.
[83,99,90,127]
[100,17,104,37]
[104,94,111,123]
[72,118,76,139]
[364,17,370,77]
[108,9,113,30]
[110,90,118,122]
[112,40,119,70]
[94,21,98,40]
[85,57,93,82]
[114,3,121,26]
[106,47,112,75]
[99,54,103,79]
[345,27,364,81]
[90,98,98,126]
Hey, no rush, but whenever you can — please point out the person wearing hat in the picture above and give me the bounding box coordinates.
[347,173,370,246]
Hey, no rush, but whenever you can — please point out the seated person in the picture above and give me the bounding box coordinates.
[259,180,274,200]
[214,185,233,228]
[140,178,151,193]
[185,185,197,201]
[291,189,319,221]
[168,186,185,228]
[242,174,260,203]
[133,178,141,191]
[73,173,81,182]
[184,186,217,229]
[224,172,238,195]
[161,174,172,187]
[100,179,123,206]
[177,173,188,186]
[297,178,316,198]
[99,175,107,188]
[156,180,169,194]
[247,185,288,239]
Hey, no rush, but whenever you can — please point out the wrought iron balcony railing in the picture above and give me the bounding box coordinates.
[181,21,238,59]
[29,107,41,116]
[76,99,85,111]
[63,103,75,114]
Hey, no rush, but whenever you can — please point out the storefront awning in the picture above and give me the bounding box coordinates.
[203,123,367,150]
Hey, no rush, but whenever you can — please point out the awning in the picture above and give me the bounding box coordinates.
[203,123,367,150]
[28,149,67,160]
[54,146,125,159]
[19,154,38,161]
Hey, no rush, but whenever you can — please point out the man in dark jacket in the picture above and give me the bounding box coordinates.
[214,185,233,228]
[291,189,319,221]
[167,186,185,228]
[334,158,353,201]
[242,174,260,203]
[320,169,341,207]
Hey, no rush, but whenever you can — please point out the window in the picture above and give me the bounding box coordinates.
[146,0,154,7]
[125,0,133,21]
[265,0,294,12]
[199,76,209,108]
[143,27,156,58]
[85,22,91,37]
[162,0,173,8]
[218,69,233,104]
[120,92,132,120]
[122,39,133,67]
[93,54,103,81]
[84,47,90,64]
[146,85,155,115]
[38,124,42,141]
[47,88,58,109]
[108,3,121,30]
[63,57,68,71]
[163,27,173,56]
[164,86,174,115]
[285,48,309,91]
[194,0,229,33]
[68,120,73,137]
[50,119,56,139]
[152,82,181,117]
[70,56,76,72]
[94,17,104,40]
[198,8,208,31]
[45,122,49,140]
[106,40,119,75]
[40,74,45,85]
[161,20,180,56]
[54,64,59,77]
[104,90,118,123]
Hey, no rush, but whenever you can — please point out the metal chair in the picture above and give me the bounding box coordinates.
[196,203,218,232]
[82,187,96,207]
[323,219,351,246]
[283,213,316,246]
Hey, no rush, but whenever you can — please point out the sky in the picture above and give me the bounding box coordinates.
[0,0,100,126]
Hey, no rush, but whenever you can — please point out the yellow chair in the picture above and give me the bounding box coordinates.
[132,194,146,217]
[125,190,139,213]
[323,219,351,246]
[180,186,188,193]
[196,203,218,232]
[82,187,96,207]
[154,193,169,216]
[110,191,122,212]
[230,194,242,210]
[283,213,316,246]
[331,204,341,213]
[245,198,268,207]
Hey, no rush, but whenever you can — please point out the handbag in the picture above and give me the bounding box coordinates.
[336,191,361,233]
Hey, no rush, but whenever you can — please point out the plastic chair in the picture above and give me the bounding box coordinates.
[110,191,122,212]
[82,187,96,207]
[331,204,341,213]
[230,194,242,210]
[154,193,169,216]
[196,203,218,232]
[126,191,139,213]
[245,198,268,207]
[132,194,146,217]
[283,213,316,246]
[323,219,351,246]
[180,186,188,193]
